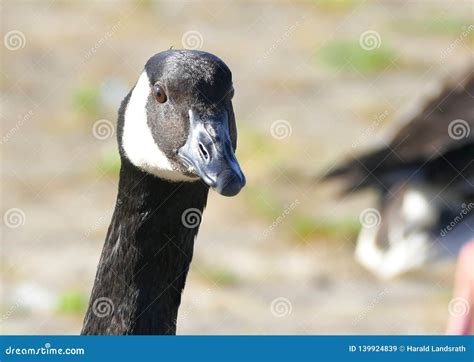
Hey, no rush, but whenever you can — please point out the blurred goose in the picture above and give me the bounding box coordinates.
[324,65,474,278]
[82,50,245,335]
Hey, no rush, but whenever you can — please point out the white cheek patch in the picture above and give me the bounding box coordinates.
[122,71,196,182]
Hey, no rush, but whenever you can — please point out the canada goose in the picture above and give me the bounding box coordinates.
[324,66,473,278]
[81,50,245,335]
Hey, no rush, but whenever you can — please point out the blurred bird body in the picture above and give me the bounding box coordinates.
[324,64,474,278]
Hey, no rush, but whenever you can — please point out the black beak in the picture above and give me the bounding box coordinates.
[178,110,246,197]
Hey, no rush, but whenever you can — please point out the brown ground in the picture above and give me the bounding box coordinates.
[1,0,472,334]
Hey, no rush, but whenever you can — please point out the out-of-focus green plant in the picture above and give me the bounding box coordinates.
[245,186,283,221]
[56,290,88,315]
[394,16,472,36]
[72,84,101,117]
[311,0,365,12]
[288,214,360,241]
[238,126,280,161]
[317,40,396,74]
[198,265,240,287]
[136,0,155,9]
[97,148,121,176]
[245,184,360,243]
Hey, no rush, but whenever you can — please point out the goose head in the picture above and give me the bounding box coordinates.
[119,49,246,196]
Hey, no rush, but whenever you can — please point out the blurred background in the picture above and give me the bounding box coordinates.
[1,0,473,334]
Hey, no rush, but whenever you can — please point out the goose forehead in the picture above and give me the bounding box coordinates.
[146,51,232,89]
[166,56,227,80]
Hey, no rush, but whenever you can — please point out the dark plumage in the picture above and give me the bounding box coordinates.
[324,70,474,195]
[82,158,208,334]
[82,50,245,334]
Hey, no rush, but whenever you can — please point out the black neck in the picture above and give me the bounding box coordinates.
[82,157,208,335]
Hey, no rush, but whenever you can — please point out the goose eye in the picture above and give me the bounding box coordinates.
[153,84,167,103]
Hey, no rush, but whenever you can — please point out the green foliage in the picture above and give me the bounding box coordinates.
[72,84,101,116]
[56,290,88,315]
[136,0,155,9]
[238,126,279,161]
[200,266,240,287]
[289,214,360,241]
[97,148,121,176]
[317,40,396,74]
[246,186,283,221]
[245,183,360,242]
[311,0,365,12]
[394,16,472,36]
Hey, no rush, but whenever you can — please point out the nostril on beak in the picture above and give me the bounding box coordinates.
[198,143,209,161]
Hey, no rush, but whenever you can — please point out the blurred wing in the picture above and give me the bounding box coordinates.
[323,67,474,194]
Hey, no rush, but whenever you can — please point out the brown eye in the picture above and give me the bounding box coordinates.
[153,84,167,103]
